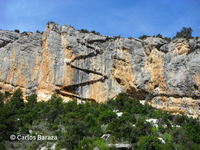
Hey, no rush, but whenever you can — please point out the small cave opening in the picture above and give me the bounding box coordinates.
[194,84,199,90]
[154,84,159,89]
[155,44,164,50]
[62,86,78,95]
[115,77,121,84]
[126,87,149,100]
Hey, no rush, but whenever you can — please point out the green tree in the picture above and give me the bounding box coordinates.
[23,114,33,125]
[0,142,6,150]
[113,35,121,40]
[151,126,158,135]
[118,112,136,124]
[136,118,144,127]
[137,135,162,150]
[156,33,163,38]
[175,27,193,39]
[63,99,77,113]
[163,132,172,143]
[84,113,97,127]
[98,110,117,124]
[162,133,175,150]
[139,35,149,40]
[4,91,11,100]
[135,118,152,137]
[14,29,20,33]
[77,137,94,150]
[114,92,129,111]
[163,37,171,42]
[76,137,109,150]
[93,138,109,150]
[0,92,4,107]
[90,30,101,35]
[79,29,89,33]
[36,30,41,33]
[10,88,24,108]
[26,94,37,108]
[47,108,60,123]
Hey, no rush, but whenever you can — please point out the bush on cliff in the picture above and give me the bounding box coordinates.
[173,27,194,40]
[14,29,20,33]
[138,35,149,40]
[187,45,200,55]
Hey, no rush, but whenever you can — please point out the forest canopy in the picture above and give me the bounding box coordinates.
[0,89,200,149]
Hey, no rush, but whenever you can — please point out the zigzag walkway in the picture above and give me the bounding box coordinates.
[57,40,108,100]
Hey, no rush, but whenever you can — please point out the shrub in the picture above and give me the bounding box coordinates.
[119,112,136,124]
[0,142,6,150]
[21,31,28,35]
[63,99,77,113]
[0,92,4,105]
[93,138,109,150]
[163,37,171,42]
[173,27,193,39]
[0,40,11,48]
[10,88,24,108]
[158,124,165,134]
[47,21,57,25]
[163,132,172,143]
[23,114,33,125]
[36,30,41,33]
[136,118,145,127]
[79,29,90,33]
[90,30,101,35]
[98,110,117,124]
[113,92,130,111]
[113,35,121,40]
[26,94,37,108]
[4,91,11,99]
[14,29,20,33]
[13,88,23,99]
[20,126,29,134]
[84,113,97,127]
[137,135,162,150]
[156,33,163,38]
[187,45,200,55]
[47,108,60,123]
[79,29,101,35]
[77,137,94,150]
[138,35,149,40]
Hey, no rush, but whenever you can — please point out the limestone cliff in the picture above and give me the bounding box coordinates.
[0,23,200,117]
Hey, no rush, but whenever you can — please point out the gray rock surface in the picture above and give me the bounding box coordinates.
[0,22,200,117]
[0,30,20,48]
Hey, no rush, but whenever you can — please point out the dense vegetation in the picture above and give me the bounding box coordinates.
[138,34,171,42]
[12,24,199,43]
[79,29,101,35]
[175,27,193,39]
[0,89,200,149]
[187,45,200,55]
[0,40,12,48]
[138,27,199,42]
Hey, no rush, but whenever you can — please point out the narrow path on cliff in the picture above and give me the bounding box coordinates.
[57,39,108,101]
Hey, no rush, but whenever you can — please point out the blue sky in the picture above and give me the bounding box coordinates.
[0,0,200,38]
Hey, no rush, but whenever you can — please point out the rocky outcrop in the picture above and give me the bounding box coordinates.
[0,23,200,117]
[0,30,42,96]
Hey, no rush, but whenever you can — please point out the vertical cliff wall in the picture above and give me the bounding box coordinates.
[0,23,200,117]
[0,30,42,96]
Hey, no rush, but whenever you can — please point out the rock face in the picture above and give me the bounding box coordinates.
[0,23,200,117]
